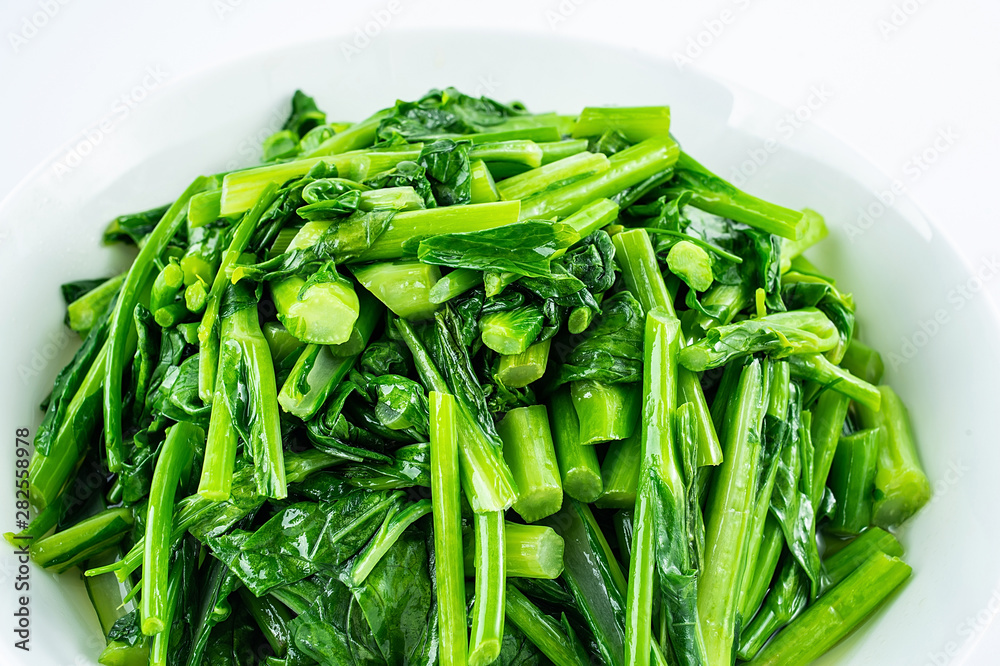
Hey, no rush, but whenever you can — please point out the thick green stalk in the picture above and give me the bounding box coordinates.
[325,289,382,356]
[152,303,187,328]
[561,197,620,237]
[357,200,521,261]
[519,136,680,220]
[354,260,440,321]
[739,516,784,621]
[679,368,723,467]
[486,138,590,178]
[66,273,125,334]
[470,159,500,203]
[304,108,389,157]
[99,640,149,665]
[29,342,108,510]
[30,508,133,573]
[855,385,931,528]
[148,554,184,666]
[567,306,595,334]
[261,321,305,365]
[141,422,203,635]
[497,151,610,201]
[222,284,287,499]
[187,188,222,227]
[788,353,881,411]
[468,510,506,666]
[737,555,810,660]
[277,345,353,419]
[738,362,790,614]
[613,228,722,466]
[505,586,588,666]
[498,406,563,523]
[184,280,208,313]
[626,308,705,666]
[827,428,880,536]
[480,306,544,355]
[149,260,184,312]
[483,270,519,297]
[197,369,237,501]
[105,177,212,471]
[5,502,58,546]
[549,388,603,503]
[221,146,417,217]
[430,392,468,666]
[687,282,753,337]
[612,229,673,315]
[358,185,426,211]
[570,380,640,445]
[462,522,565,579]
[840,339,885,384]
[596,432,641,509]
[430,268,483,304]
[746,553,911,666]
[779,209,828,271]
[395,318,517,512]
[571,106,671,142]
[454,125,562,144]
[822,527,903,590]
[667,240,714,292]
[270,268,360,346]
[497,338,551,389]
[197,182,279,403]
[470,140,543,168]
[809,389,852,508]
[85,548,135,636]
[698,359,768,665]
[668,152,802,240]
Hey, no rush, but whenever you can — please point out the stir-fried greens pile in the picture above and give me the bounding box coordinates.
[13,88,932,666]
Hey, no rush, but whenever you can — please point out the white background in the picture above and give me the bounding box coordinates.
[1,1,999,663]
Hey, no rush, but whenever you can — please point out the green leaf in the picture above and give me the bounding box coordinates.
[417,221,577,278]
[418,139,472,206]
[548,291,646,388]
[206,491,398,596]
[376,87,527,143]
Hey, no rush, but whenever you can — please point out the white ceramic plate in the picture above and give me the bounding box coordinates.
[2,30,998,666]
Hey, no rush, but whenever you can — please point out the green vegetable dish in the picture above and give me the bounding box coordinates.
[15,87,931,666]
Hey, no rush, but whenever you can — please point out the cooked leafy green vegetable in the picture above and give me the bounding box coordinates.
[23,86,927,666]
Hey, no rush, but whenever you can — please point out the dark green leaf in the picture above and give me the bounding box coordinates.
[418,139,471,206]
[548,291,645,388]
[418,221,577,278]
